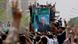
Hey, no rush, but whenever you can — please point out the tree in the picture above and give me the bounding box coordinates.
[69,17,78,27]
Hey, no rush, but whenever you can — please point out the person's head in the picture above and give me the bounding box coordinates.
[19,33,26,44]
[58,27,65,32]
[41,37,47,44]
[35,36,41,42]
[47,35,53,39]
[41,16,45,24]
[51,23,58,34]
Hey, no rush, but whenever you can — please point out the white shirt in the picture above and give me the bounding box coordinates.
[47,37,54,44]
[53,38,58,44]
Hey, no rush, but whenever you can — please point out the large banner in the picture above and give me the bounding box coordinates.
[32,7,50,32]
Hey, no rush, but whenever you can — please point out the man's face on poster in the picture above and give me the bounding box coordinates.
[41,16,45,25]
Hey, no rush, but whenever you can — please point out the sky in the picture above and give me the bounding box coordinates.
[37,0,78,21]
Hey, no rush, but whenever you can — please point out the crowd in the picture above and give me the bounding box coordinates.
[0,21,66,44]
[29,26,66,44]
[0,22,77,44]
[0,18,77,44]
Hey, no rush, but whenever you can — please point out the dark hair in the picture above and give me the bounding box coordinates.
[19,34,26,44]
[47,35,53,39]
[59,27,65,30]
[74,39,77,43]
[35,36,40,42]
[41,37,47,44]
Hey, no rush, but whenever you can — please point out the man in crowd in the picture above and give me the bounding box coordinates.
[57,27,66,44]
